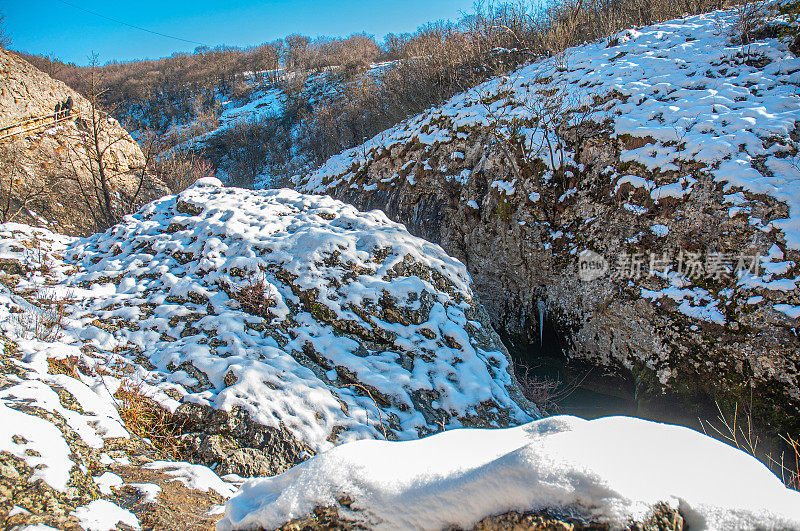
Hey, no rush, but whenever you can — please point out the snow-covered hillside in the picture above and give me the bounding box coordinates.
[303,4,800,250]
[296,1,800,426]
[66,177,534,447]
[0,178,538,526]
[170,62,400,187]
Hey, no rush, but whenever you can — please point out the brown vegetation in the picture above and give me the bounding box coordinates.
[700,400,800,492]
[13,0,728,191]
[114,381,187,460]
[8,0,732,193]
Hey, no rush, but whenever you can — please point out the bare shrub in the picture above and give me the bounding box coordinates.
[14,288,69,342]
[700,400,800,492]
[65,54,161,231]
[204,115,292,188]
[482,79,598,225]
[732,0,767,46]
[0,144,66,224]
[156,147,214,194]
[515,362,573,413]
[230,278,276,319]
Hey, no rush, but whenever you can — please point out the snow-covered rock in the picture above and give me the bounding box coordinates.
[60,179,534,467]
[219,415,800,530]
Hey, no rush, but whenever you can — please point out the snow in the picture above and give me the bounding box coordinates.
[774,303,800,318]
[641,272,727,325]
[94,472,124,495]
[219,416,800,531]
[0,401,73,491]
[55,179,531,452]
[145,461,238,498]
[301,4,800,250]
[490,179,516,196]
[650,224,669,236]
[72,500,140,531]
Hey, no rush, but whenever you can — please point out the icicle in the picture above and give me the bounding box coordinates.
[537,299,546,346]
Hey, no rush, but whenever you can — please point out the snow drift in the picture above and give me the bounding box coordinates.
[219,415,800,530]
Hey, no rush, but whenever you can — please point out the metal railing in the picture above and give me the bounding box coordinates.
[0,110,79,142]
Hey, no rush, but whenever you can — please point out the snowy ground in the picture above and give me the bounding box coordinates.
[0,223,243,529]
[219,415,800,530]
[0,177,534,529]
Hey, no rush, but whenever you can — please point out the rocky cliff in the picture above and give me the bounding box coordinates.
[299,3,800,436]
[0,49,162,235]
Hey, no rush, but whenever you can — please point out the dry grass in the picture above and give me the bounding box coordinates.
[114,381,188,459]
[768,434,800,491]
[338,382,388,439]
[47,355,86,378]
[15,288,69,341]
[699,400,761,456]
[48,353,188,459]
[700,400,800,492]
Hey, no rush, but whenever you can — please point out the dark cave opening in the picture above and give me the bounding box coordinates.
[500,306,719,427]
[501,314,639,419]
[498,304,792,464]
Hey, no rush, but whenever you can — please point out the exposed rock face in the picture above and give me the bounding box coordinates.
[0,49,163,235]
[300,6,800,435]
[0,49,83,127]
[273,505,684,531]
[173,403,314,477]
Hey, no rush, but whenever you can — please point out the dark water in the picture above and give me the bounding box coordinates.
[506,320,790,467]
[507,318,699,426]
[517,354,639,419]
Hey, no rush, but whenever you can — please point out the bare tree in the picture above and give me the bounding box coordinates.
[0,144,61,223]
[0,13,11,49]
[65,53,156,231]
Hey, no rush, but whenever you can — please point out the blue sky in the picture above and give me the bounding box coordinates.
[3,0,476,65]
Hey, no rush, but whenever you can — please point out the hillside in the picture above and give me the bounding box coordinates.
[3,182,800,531]
[300,2,800,438]
[0,49,165,235]
[4,0,800,529]
[0,178,539,527]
